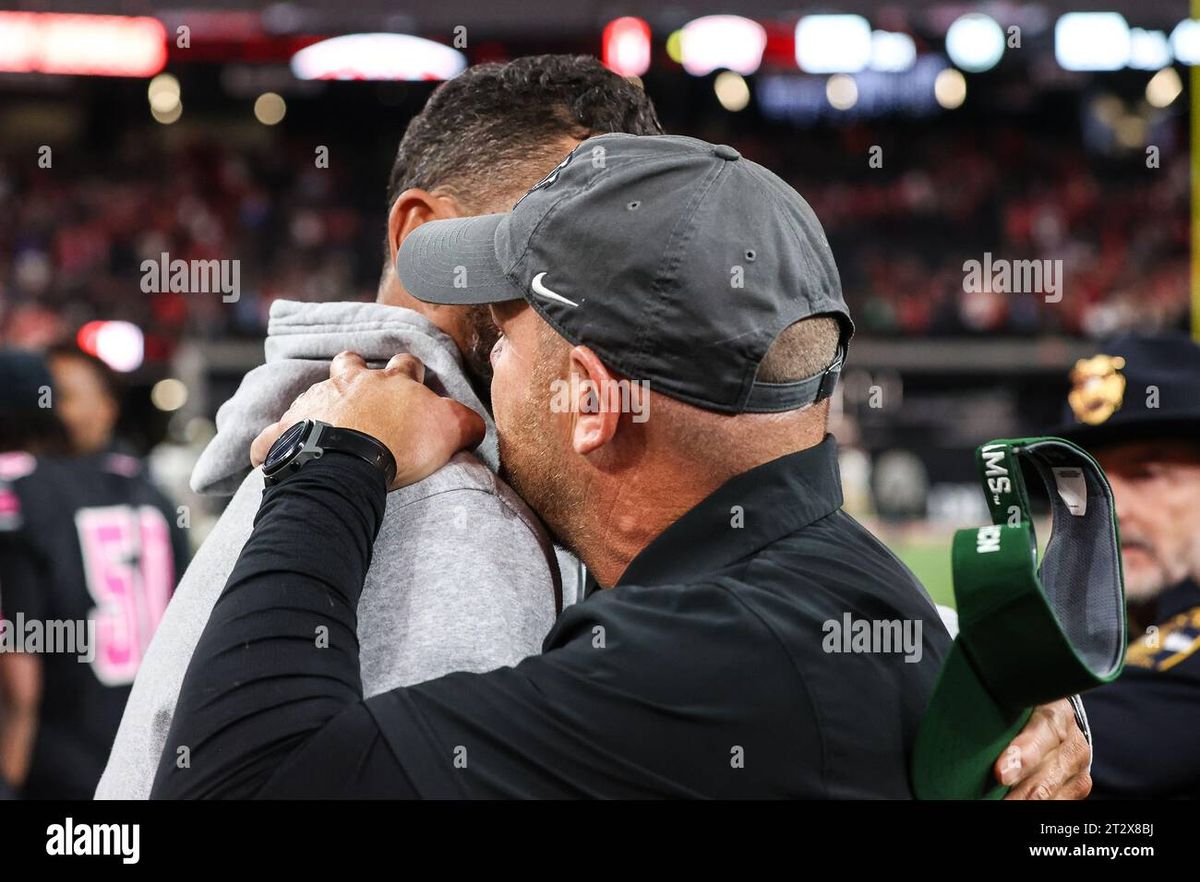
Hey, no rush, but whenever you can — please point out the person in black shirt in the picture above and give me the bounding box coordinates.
[0,350,188,798]
[153,135,1090,799]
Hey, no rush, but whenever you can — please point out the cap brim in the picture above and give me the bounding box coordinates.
[396,213,527,306]
[911,642,1032,800]
[1045,414,1200,452]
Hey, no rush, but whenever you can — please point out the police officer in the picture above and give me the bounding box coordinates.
[1050,331,1200,799]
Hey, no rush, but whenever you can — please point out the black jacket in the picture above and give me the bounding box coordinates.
[152,435,951,798]
[1086,579,1200,799]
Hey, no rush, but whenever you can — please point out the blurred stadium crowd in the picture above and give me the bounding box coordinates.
[0,135,371,356]
[0,118,1187,356]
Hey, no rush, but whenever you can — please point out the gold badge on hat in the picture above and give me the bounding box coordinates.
[1068,355,1127,425]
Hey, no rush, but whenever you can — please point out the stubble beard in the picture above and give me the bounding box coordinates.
[1122,535,1194,604]
[497,372,588,560]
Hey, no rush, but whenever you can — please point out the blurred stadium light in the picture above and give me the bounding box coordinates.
[678,15,766,76]
[290,33,467,80]
[602,17,651,78]
[795,14,872,73]
[944,13,1005,73]
[1055,12,1132,71]
[77,321,145,373]
[0,11,166,76]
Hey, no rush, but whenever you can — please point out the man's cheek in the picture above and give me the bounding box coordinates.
[1121,545,1158,574]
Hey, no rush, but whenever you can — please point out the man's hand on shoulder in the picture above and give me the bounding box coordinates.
[251,351,486,490]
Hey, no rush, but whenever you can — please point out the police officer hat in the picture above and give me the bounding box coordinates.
[1049,332,1200,449]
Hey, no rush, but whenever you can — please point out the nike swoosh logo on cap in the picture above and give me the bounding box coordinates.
[531,272,579,308]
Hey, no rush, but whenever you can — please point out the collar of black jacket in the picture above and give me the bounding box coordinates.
[1156,579,1200,621]
[616,434,844,589]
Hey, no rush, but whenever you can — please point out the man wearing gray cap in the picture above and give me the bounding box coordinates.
[150,135,1085,798]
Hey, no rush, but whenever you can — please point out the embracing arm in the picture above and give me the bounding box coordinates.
[149,451,673,799]
[153,350,490,798]
[150,453,400,798]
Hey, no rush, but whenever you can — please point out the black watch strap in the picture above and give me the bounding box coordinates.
[320,425,398,487]
[264,419,397,487]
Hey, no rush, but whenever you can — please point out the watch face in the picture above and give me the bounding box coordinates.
[263,420,310,474]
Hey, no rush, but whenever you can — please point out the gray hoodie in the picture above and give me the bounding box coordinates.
[96,300,566,799]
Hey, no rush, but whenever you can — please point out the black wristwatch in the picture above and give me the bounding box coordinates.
[261,419,397,487]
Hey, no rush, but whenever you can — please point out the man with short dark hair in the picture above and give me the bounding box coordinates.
[379,55,663,389]
[97,55,665,799]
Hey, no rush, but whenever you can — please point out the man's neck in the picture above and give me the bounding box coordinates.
[575,422,829,587]
[377,273,490,404]
[574,462,740,588]
[376,272,429,316]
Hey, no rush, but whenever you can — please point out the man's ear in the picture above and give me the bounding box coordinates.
[568,345,626,456]
[387,188,460,265]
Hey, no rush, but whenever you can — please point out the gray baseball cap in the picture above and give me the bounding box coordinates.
[397,133,853,414]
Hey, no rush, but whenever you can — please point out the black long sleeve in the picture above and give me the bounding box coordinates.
[151,453,395,798]
[149,441,931,799]
[1085,665,1200,799]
